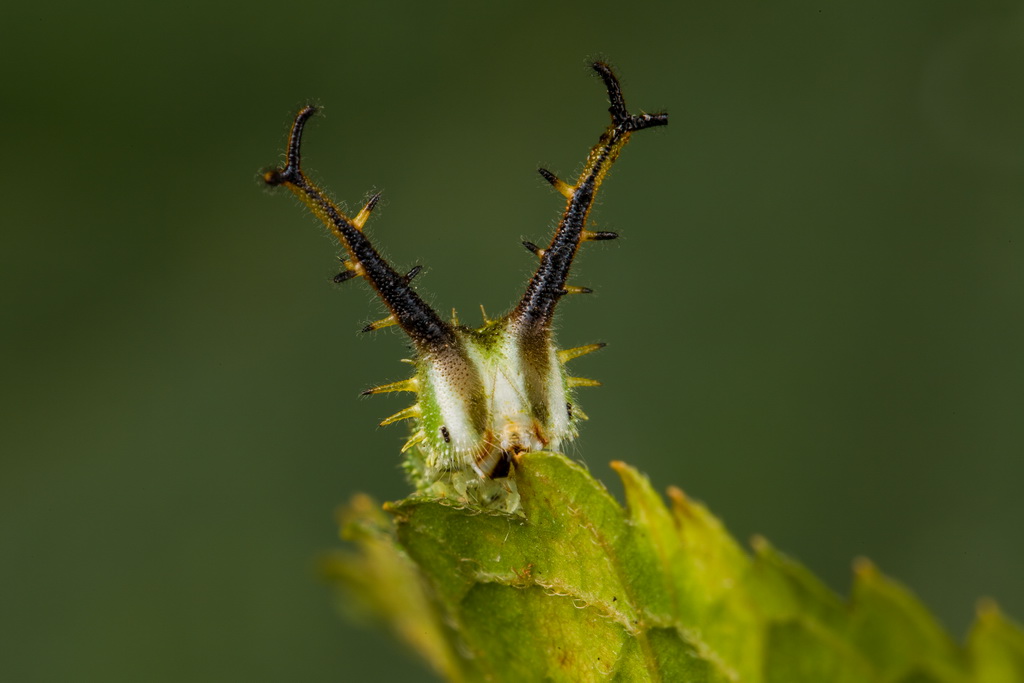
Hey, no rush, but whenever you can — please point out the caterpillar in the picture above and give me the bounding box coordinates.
[263,62,667,512]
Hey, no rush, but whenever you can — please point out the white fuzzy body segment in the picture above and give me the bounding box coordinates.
[415,323,574,483]
[422,351,483,471]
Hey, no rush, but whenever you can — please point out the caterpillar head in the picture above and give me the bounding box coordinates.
[263,62,666,511]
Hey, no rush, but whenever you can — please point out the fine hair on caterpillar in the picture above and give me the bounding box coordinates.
[263,62,667,513]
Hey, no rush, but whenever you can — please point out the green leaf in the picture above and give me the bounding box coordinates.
[323,453,1024,682]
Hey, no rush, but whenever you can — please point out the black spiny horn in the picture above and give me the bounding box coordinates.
[511,62,667,333]
[264,107,455,351]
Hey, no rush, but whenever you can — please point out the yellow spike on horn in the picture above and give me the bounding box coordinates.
[362,378,419,396]
[522,241,545,258]
[538,167,575,199]
[567,376,602,388]
[361,313,398,333]
[351,192,381,231]
[334,260,366,281]
[400,430,426,453]
[582,229,619,242]
[379,404,422,427]
[558,343,606,364]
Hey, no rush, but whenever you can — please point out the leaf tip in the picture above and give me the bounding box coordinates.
[666,485,697,521]
[351,492,377,510]
[976,597,1002,622]
[336,493,389,540]
[750,533,770,554]
[609,459,646,495]
[853,556,879,579]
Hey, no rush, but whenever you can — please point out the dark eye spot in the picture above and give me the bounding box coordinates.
[440,425,451,443]
[566,402,573,418]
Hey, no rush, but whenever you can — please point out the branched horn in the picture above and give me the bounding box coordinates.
[264,107,455,351]
[511,62,667,332]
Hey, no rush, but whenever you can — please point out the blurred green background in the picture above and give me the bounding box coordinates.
[3,1,1023,680]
